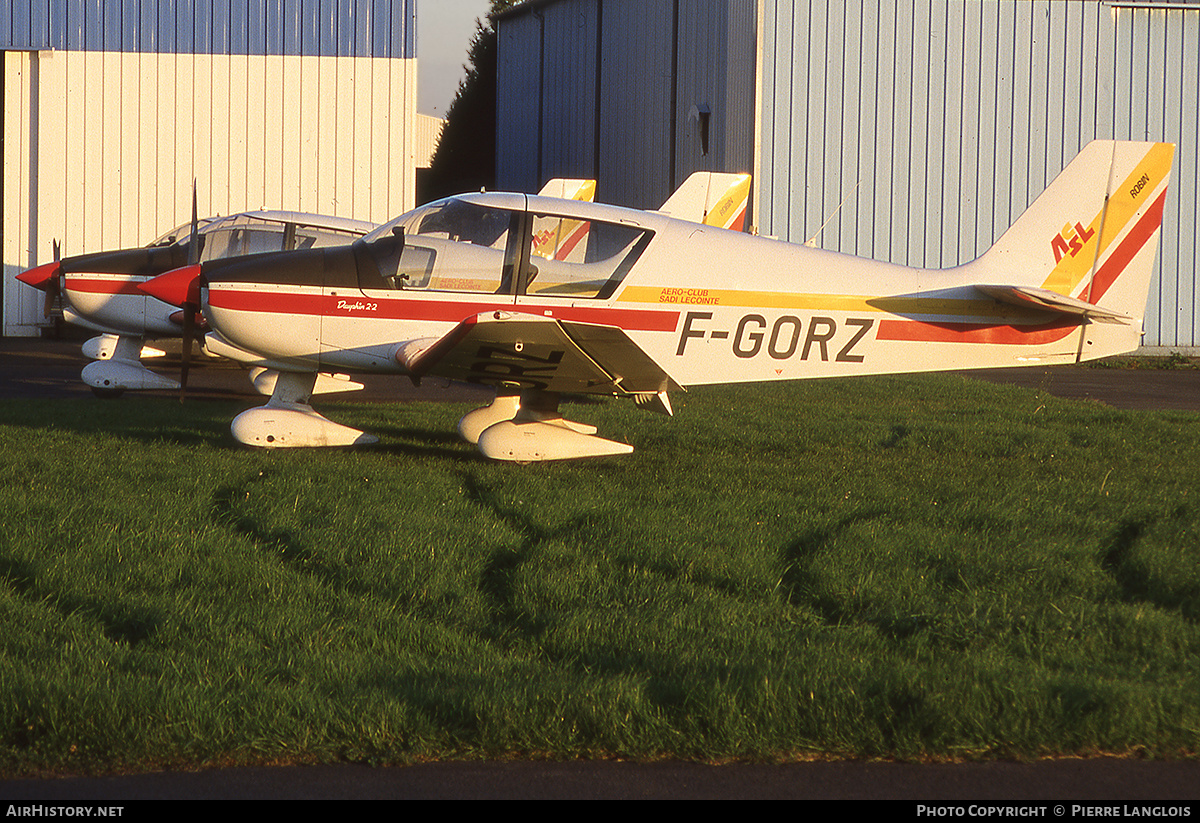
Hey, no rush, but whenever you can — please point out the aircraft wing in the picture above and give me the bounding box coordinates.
[974,285,1133,324]
[395,311,683,397]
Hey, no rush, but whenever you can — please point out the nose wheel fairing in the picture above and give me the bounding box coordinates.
[79,334,181,395]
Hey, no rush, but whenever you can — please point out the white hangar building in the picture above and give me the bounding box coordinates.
[495,0,1199,351]
[2,0,418,337]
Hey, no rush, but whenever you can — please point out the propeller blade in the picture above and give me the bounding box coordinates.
[180,303,195,402]
[46,240,62,316]
[188,181,200,266]
[139,264,204,401]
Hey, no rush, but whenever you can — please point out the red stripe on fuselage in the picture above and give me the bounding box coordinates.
[878,190,1168,346]
[65,276,147,296]
[206,288,682,332]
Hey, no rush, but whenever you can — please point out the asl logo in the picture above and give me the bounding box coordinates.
[1051,222,1097,263]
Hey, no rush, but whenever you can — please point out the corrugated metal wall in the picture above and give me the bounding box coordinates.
[756,0,1199,349]
[0,0,415,56]
[496,9,542,192]
[2,0,417,336]
[593,0,676,208]
[496,0,757,210]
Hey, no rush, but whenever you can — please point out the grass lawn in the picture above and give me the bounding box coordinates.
[1,373,1198,775]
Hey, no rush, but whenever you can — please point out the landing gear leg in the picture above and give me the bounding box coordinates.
[457,386,523,444]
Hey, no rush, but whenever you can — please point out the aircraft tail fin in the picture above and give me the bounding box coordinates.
[657,172,751,230]
[973,140,1174,326]
[537,179,597,201]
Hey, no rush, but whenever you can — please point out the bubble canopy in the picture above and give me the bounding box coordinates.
[358,194,654,299]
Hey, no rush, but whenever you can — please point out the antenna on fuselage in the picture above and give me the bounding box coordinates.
[804,180,861,248]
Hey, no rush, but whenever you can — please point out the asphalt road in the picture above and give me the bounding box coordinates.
[2,334,1199,800]
[0,335,490,405]
[1,758,1198,801]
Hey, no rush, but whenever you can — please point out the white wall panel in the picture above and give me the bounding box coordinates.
[2,52,36,330]
[4,50,416,334]
[36,50,67,259]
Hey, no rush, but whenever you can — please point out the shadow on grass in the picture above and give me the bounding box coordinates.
[881,424,910,448]
[782,508,887,585]
[781,508,911,633]
[360,426,480,462]
[0,397,244,449]
[208,470,366,595]
[1101,515,1199,621]
[0,557,162,646]
[0,397,482,457]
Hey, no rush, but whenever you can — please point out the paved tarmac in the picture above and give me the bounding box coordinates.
[0,335,489,405]
[957,362,1200,413]
[2,333,1199,800]
[1,758,1198,801]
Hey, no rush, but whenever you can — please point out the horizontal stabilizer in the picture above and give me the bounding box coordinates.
[974,285,1132,325]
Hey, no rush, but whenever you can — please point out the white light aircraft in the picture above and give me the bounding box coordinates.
[140,141,1171,461]
[158,172,749,417]
[17,211,376,395]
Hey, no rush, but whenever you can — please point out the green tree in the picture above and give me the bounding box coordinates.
[423,0,520,203]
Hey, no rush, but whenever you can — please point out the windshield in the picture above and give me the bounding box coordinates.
[358,197,652,298]
[146,219,214,248]
[359,198,519,293]
[148,214,368,259]
[364,198,512,248]
[200,214,366,261]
